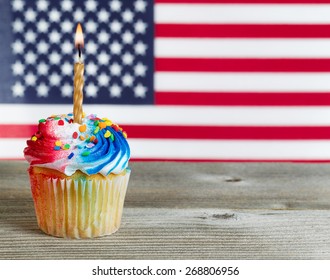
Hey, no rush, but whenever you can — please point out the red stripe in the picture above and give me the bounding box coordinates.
[156,24,330,38]
[156,0,330,3]
[3,124,330,140]
[155,92,330,106]
[156,58,330,72]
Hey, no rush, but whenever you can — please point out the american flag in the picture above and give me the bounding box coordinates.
[1,0,330,161]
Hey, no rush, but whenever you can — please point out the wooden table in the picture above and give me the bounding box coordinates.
[0,161,329,259]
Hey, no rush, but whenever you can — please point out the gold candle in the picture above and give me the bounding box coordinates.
[73,23,84,124]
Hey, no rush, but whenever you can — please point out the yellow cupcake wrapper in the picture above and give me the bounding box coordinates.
[30,170,130,238]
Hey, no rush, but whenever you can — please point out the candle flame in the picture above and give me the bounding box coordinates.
[75,23,84,48]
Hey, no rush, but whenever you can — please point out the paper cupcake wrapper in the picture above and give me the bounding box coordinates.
[30,170,130,238]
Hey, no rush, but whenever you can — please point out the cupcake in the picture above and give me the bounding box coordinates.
[24,113,131,238]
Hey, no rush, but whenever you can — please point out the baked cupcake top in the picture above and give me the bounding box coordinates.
[24,113,130,176]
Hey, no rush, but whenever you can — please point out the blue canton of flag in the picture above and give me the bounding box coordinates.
[0,0,154,104]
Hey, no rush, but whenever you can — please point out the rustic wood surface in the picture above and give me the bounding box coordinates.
[0,161,329,259]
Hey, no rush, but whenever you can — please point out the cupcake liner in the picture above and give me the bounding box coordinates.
[29,170,130,238]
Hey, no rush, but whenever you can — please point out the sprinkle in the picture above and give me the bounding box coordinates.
[105,120,112,127]
[82,151,90,156]
[93,127,100,134]
[31,136,38,141]
[69,119,73,123]
[86,143,95,148]
[76,144,83,149]
[55,140,62,146]
[54,146,61,151]
[99,122,106,130]
[54,117,61,120]
[94,120,99,126]
[90,135,96,142]
[63,144,70,150]
[72,132,78,139]
[123,132,127,138]
[68,113,73,116]
[68,152,74,159]
[94,138,98,144]
[110,134,115,141]
[79,135,85,141]
[39,119,46,123]
[113,125,120,132]
[64,118,70,123]
[58,120,64,126]
[104,130,111,138]
[79,124,86,132]
[82,112,86,118]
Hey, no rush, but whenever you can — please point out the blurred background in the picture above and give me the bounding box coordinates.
[1,0,330,161]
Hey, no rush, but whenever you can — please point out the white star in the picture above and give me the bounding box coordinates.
[37,19,49,33]
[12,82,25,97]
[122,52,134,65]
[49,30,61,43]
[134,0,147,12]
[134,62,147,76]
[61,0,73,12]
[74,8,84,22]
[37,0,48,11]
[37,62,49,75]
[25,9,36,22]
[110,41,122,55]
[97,52,110,65]
[86,62,98,76]
[110,0,121,11]
[49,9,61,22]
[49,52,61,65]
[25,72,37,86]
[122,9,134,22]
[61,83,72,97]
[98,9,109,22]
[98,73,110,86]
[110,84,121,98]
[37,83,49,97]
[12,19,24,33]
[50,73,61,86]
[135,20,147,34]
[37,41,48,54]
[61,41,73,54]
[110,63,122,76]
[12,40,24,54]
[134,41,147,55]
[110,20,122,33]
[12,0,24,11]
[61,20,73,33]
[12,61,24,76]
[85,41,98,55]
[85,0,97,12]
[98,30,110,44]
[122,73,134,87]
[61,62,72,75]
[134,83,147,98]
[122,30,134,44]
[85,20,97,33]
[25,30,36,43]
[85,83,98,98]
[25,51,37,64]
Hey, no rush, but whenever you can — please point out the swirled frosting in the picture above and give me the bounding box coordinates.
[24,113,130,176]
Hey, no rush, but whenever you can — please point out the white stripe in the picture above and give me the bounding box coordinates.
[155,4,330,24]
[2,104,330,126]
[6,138,330,160]
[155,39,330,58]
[156,72,330,92]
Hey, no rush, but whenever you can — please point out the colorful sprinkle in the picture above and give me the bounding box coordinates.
[93,127,100,134]
[86,143,95,148]
[105,120,112,127]
[123,132,127,138]
[113,125,120,132]
[39,119,46,123]
[31,136,38,141]
[99,122,106,130]
[54,146,61,151]
[94,138,98,144]
[79,124,87,132]
[55,140,62,146]
[110,134,115,141]
[90,135,96,142]
[63,144,70,150]
[79,135,85,141]
[72,132,78,139]
[54,117,61,120]
[94,120,99,126]
[82,150,90,156]
[68,152,74,159]
[104,130,111,138]
[58,120,64,126]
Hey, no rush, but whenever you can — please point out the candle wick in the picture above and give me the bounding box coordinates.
[78,45,81,60]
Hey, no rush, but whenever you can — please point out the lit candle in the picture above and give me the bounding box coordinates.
[73,23,84,124]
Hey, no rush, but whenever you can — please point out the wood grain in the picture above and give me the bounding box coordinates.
[0,161,330,259]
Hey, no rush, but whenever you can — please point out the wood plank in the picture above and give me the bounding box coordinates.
[0,208,329,259]
[1,161,330,209]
